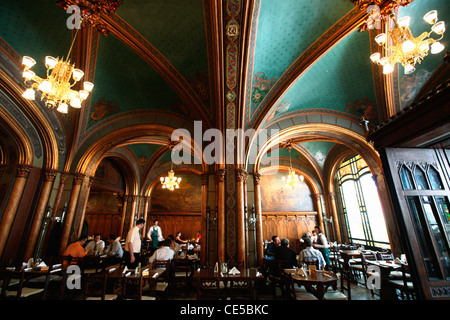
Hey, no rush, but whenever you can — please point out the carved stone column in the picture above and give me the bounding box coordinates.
[314,193,326,237]
[236,168,247,267]
[216,169,226,263]
[129,195,138,230]
[59,173,85,254]
[119,195,129,239]
[201,173,209,266]
[0,165,31,257]
[24,169,57,260]
[76,177,94,239]
[52,172,69,218]
[253,173,264,267]
[142,196,150,240]
[329,192,341,243]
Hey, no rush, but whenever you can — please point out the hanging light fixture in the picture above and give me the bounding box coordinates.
[21,28,94,113]
[160,145,181,191]
[281,141,304,189]
[370,10,445,75]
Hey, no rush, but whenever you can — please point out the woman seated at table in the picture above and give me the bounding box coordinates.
[175,232,188,244]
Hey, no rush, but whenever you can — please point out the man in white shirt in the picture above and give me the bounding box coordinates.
[104,234,123,261]
[149,239,175,264]
[85,233,105,255]
[124,219,145,268]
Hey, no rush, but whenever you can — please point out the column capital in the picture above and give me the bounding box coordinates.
[314,193,322,200]
[44,169,57,181]
[72,173,85,185]
[236,169,248,182]
[215,169,226,183]
[16,165,32,178]
[253,172,261,185]
[59,172,69,183]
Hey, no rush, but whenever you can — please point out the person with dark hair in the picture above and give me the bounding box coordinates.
[124,219,145,269]
[149,238,174,264]
[175,231,188,244]
[63,236,88,258]
[274,238,298,268]
[313,226,332,269]
[167,234,181,253]
[147,220,163,250]
[104,234,123,260]
[85,233,105,255]
[264,235,281,258]
[299,237,326,270]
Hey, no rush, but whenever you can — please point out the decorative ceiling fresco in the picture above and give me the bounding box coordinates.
[0,0,448,189]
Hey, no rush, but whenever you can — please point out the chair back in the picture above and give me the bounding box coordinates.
[377,251,394,261]
[83,272,108,300]
[122,275,144,300]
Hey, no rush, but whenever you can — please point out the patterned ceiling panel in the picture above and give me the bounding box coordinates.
[249,0,354,119]
[115,0,211,107]
[264,29,379,126]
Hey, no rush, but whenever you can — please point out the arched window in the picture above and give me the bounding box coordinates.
[338,155,390,249]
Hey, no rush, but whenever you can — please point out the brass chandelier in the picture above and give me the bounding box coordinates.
[160,145,181,191]
[370,10,445,75]
[21,29,94,113]
[282,142,304,190]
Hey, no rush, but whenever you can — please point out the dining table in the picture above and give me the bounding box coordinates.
[194,267,264,299]
[365,260,403,300]
[284,269,339,300]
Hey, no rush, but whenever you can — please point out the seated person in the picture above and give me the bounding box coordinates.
[194,231,201,245]
[63,236,88,263]
[175,232,188,244]
[149,239,175,264]
[264,236,280,258]
[167,234,182,254]
[298,237,326,270]
[104,234,123,261]
[274,238,298,268]
[85,233,105,255]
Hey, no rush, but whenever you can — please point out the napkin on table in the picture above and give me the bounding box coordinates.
[228,267,240,275]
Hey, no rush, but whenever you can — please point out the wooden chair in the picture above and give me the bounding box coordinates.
[83,272,117,300]
[197,276,224,300]
[148,262,170,299]
[172,257,194,297]
[360,252,379,293]
[324,260,351,300]
[388,263,415,300]
[1,269,50,300]
[121,275,156,300]
[266,260,286,298]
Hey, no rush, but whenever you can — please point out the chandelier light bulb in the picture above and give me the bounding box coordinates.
[404,64,416,74]
[70,97,81,108]
[56,102,68,114]
[23,69,35,81]
[38,80,52,94]
[383,63,394,74]
[375,33,386,45]
[79,90,89,100]
[45,56,58,69]
[402,40,416,53]
[72,69,84,81]
[419,42,430,53]
[22,56,36,69]
[397,16,410,28]
[83,81,94,92]
[432,21,445,35]
[370,52,381,63]
[22,88,36,100]
[424,10,438,24]
[430,41,445,54]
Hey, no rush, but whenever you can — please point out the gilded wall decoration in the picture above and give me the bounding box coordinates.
[346,96,378,122]
[90,97,120,121]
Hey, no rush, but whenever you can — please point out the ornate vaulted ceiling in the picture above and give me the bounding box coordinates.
[0,0,448,190]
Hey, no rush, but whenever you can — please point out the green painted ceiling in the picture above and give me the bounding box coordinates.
[252,0,353,82]
[87,34,185,129]
[268,29,378,124]
[115,0,209,81]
